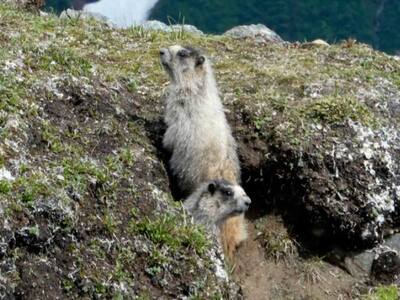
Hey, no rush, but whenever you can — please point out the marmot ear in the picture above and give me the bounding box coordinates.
[196,55,205,66]
[208,181,217,194]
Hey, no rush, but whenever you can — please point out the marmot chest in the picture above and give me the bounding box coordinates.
[166,101,227,137]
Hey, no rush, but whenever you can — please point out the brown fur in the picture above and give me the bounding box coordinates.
[204,157,248,260]
[220,214,248,259]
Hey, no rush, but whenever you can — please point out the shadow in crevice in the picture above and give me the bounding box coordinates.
[132,111,354,257]
[239,158,348,258]
[128,113,186,201]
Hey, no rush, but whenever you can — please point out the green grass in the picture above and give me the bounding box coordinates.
[129,213,210,255]
[364,285,399,300]
[12,173,51,204]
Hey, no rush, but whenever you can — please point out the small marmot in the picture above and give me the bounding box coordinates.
[184,179,251,236]
[160,45,248,258]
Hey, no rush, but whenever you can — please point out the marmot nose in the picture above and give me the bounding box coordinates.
[244,196,251,208]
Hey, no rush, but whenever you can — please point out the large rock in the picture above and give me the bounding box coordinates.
[240,111,400,249]
[60,8,114,26]
[139,20,204,35]
[344,233,400,282]
[170,24,204,35]
[233,46,400,250]
[224,24,283,43]
[140,20,170,31]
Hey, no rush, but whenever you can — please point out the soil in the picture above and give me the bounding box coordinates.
[233,215,360,300]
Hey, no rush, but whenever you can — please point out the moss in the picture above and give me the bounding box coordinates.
[302,96,378,126]
[12,174,51,204]
[0,180,11,194]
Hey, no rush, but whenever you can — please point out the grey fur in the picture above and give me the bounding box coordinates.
[160,45,241,195]
[184,180,251,233]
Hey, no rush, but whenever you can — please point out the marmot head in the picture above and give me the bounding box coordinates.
[159,45,207,86]
[185,180,251,226]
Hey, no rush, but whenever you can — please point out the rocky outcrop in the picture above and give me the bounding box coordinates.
[140,20,204,35]
[345,233,400,283]
[60,8,112,25]
[224,24,283,43]
[230,47,400,250]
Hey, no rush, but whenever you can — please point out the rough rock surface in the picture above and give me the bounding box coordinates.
[224,24,283,43]
[236,67,400,250]
[371,251,400,284]
[345,233,400,283]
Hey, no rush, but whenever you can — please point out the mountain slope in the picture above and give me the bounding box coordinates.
[0,3,400,299]
[150,0,400,54]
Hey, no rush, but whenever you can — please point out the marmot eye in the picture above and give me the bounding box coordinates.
[223,190,233,197]
[178,50,189,58]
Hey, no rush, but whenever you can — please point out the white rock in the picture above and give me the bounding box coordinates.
[224,24,283,43]
[139,20,204,35]
[60,9,115,27]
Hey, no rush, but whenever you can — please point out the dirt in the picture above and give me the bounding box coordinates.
[233,215,360,300]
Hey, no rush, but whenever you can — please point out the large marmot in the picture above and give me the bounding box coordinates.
[160,45,248,258]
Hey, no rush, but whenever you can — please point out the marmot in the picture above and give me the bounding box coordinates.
[184,180,251,235]
[160,45,248,258]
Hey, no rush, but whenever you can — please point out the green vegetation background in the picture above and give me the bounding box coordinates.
[45,0,400,54]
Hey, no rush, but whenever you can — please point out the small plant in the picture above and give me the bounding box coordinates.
[167,13,189,41]
[301,257,326,284]
[0,180,11,194]
[103,211,120,234]
[119,147,135,167]
[261,229,299,262]
[15,174,50,204]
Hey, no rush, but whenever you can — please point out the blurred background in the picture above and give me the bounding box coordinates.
[45,0,400,54]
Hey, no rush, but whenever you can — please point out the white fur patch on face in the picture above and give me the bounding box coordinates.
[232,185,247,198]
[169,45,184,56]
